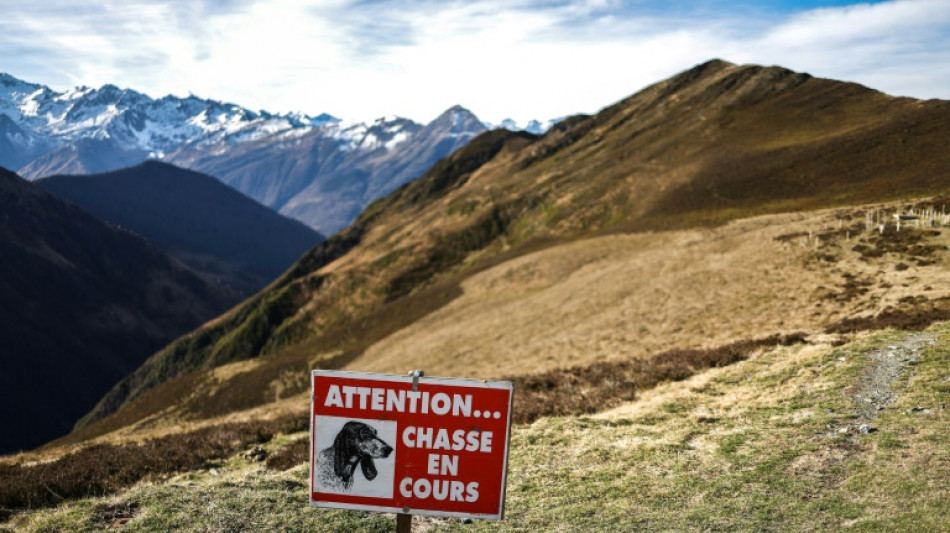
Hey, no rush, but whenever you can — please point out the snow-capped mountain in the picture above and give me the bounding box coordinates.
[1,73,497,234]
[1,72,338,172]
[165,105,487,234]
[489,117,563,135]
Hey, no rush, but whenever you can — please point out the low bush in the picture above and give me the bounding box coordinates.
[262,333,807,471]
[0,416,307,519]
[265,438,310,471]
[826,298,950,333]
[509,333,806,424]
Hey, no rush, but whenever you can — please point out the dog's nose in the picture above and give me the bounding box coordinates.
[382,445,393,457]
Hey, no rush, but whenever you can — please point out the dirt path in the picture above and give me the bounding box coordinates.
[831,332,934,436]
[853,333,933,419]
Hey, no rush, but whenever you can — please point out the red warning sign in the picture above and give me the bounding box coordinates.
[309,370,513,520]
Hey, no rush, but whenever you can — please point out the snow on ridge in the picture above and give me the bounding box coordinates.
[19,91,42,117]
[325,116,421,151]
[0,73,344,155]
[487,118,555,135]
[1,73,497,161]
[57,86,94,102]
[384,131,409,150]
[328,120,368,151]
[277,126,315,140]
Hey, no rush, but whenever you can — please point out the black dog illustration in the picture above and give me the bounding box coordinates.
[317,421,393,491]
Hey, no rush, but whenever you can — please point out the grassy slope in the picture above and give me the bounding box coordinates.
[63,195,950,453]
[69,197,950,443]
[75,59,950,442]
[12,325,949,531]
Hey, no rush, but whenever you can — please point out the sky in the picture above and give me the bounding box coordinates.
[1,0,949,124]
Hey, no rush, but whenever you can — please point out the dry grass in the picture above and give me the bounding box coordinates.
[259,334,805,473]
[351,205,950,378]
[78,60,950,442]
[10,325,949,531]
[7,330,802,519]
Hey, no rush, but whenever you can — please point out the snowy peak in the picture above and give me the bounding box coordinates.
[2,72,500,232]
[0,72,43,96]
[363,115,420,150]
[320,115,417,152]
[1,73,499,171]
[282,111,339,129]
[0,73,46,123]
[490,117,562,135]
[419,105,487,145]
[432,105,483,131]
[0,73,343,167]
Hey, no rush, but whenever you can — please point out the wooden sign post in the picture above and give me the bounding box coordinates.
[397,370,424,533]
[310,369,514,528]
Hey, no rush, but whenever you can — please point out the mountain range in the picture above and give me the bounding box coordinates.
[0,166,239,453]
[0,73,547,234]
[70,59,950,438]
[37,161,324,296]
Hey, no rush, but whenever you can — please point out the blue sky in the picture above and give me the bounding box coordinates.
[1,0,947,123]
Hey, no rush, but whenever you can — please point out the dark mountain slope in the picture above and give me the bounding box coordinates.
[73,60,950,440]
[38,161,324,295]
[0,167,238,453]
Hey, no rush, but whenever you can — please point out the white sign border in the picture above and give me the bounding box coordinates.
[308,369,514,520]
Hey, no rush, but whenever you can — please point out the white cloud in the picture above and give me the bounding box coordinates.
[766,0,947,46]
[734,0,950,98]
[0,0,948,123]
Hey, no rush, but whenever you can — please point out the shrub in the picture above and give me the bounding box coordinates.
[263,333,807,471]
[509,333,806,424]
[0,416,307,519]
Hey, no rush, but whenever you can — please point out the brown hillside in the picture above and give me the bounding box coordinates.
[70,59,950,444]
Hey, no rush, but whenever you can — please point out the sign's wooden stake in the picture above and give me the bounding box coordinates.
[397,369,424,533]
[396,512,412,533]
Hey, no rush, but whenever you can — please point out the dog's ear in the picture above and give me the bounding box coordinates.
[333,424,359,481]
[361,456,378,481]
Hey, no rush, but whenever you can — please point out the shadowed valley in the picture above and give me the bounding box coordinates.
[0,167,238,452]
